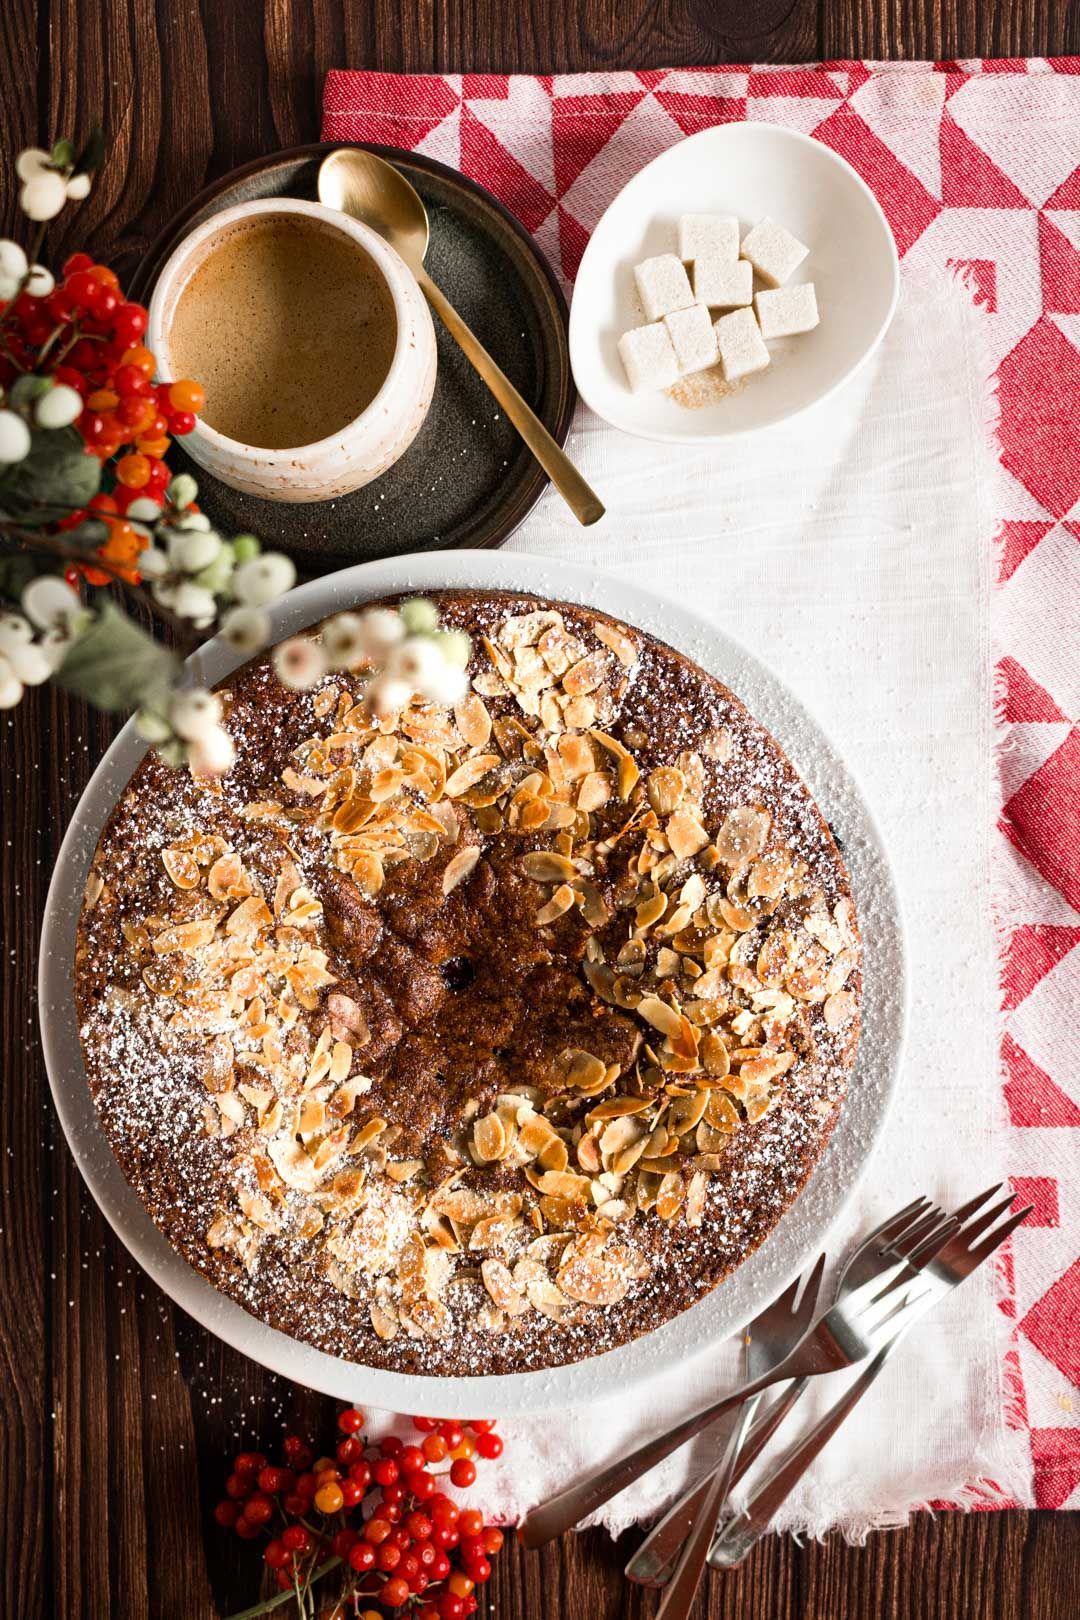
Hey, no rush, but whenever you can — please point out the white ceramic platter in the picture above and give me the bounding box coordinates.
[40,551,906,1416]
[569,123,900,442]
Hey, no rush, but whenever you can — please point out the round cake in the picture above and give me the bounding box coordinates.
[75,591,862,1376]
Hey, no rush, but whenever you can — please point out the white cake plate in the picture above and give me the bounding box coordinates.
[39,550,907,1416]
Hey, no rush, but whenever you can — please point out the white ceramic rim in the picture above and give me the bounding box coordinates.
[146,198,419,462]
[40,551,908,1416]
[568,122,901,444]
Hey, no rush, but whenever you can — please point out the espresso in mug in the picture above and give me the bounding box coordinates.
[166,215,398,450]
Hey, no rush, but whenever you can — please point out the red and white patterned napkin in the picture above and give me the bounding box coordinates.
[324,61,1080,1514]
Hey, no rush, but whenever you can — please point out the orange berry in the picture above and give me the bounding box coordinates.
[450,1434,476,1461]
[314,1482,344,1514]
[89,264,120,289]
[168,378,205,413]
[87,389,119,412]
[116,452,151,489]
[135,435,170,457]
[120,345,156,377]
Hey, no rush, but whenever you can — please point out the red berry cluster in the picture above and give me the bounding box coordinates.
[0,251,206,585]
[214,1410,506,1618]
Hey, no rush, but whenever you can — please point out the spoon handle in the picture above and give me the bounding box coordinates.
[415,266,604,527]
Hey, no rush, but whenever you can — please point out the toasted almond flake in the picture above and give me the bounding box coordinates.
[593,621,638,667]
[686,1170,708,1227]
[825,948,857,996]
[669,1088,709,1135]
[83,869,104,909]
[329,1040,353,1084]
[636,995,683,1039]
[656,1171,685,1221]
[577,770,612,813]
[536,1170,593,1200]
[666,812,709,862]
[562,651,608,697]
[443,753,500,798]
[533,883,574,927]
[557,1251,631,1306]
[646,768,685,817]
[153,917,218,955]
[370,1303,399,1340]
[824,989,857,1032]
[350,1116,387,1153]
[714,805,771,867]
[482,1258,529,1316]
[162,848,200,890]
[472,1112,508,1163]
[588,1095,652,1121]
[589,729,639,798]
[526,1275,578,1323]
[521,850,577,883]
[442,845,480,896]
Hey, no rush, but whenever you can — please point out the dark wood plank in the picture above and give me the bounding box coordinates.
[3,3,1078,1618]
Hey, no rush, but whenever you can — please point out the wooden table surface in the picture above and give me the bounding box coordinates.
[3,2,1079,1616]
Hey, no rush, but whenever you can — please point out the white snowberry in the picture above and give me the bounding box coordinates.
[125,497,162,523]
[387,635,446,689]
[25,263,54,297]
[0,654,23,710]
[20,171,68,222]
[0,410,31,464]
[357,607,406,659]
[65,172,92,201]
[220,605,270,656]
[272,636,326,690]
[0,613,33,655]
[321,612,367,669]
[171,581,217,626]
[169,688,223,742]
[420,661,468,706]
[15,149,50,182]
[187,725,235,777]
[34,382,82,429]
[168,527,222,574]
[366,674,412,717]
[7,640,51,686]
[0,239,28,299]
[22,575,82,633]
[233,553,296,608]
[40,628,75,671]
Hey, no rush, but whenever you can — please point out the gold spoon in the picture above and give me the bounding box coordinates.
[318,147,604,527]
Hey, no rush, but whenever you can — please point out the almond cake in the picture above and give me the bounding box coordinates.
[75,592,862,1376]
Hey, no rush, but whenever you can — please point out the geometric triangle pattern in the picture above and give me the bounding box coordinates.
[324,58,1080,1510]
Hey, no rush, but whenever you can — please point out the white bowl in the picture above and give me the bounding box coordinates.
[39,552,906,1415]
[569,123,899,442]
[147,199,437,502]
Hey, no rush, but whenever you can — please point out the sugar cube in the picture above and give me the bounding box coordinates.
[618,322,680,392]
[713,307,770,382]
[663,303,719,376]
[754,283,819,340]
[678,213,739,264]
[633,254,695,321]
[693,257,753,309]
[740,217,809,287]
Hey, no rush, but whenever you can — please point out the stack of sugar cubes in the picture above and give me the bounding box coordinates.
[617,213,819,393]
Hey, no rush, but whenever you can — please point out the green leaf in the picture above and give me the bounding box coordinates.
[50,138,75,169]
[54,601,179,712]
[73,127,106,176]
[0,426,101,524]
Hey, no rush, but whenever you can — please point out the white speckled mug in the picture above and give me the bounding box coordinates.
[146,198,436,503]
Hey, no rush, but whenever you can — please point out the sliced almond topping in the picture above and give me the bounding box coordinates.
[444,754,501,798]
[472,1112,508,1164]
[666,812,709,863]
[370,1302,399,1340]
[442,845,480,896]
[482,1257,527,1314]
[593,621,638,667]
[686,1170,708,1227]
[823,990,857,1032]
[577,770,613,813]
[656,1171,685,1221]
[152,917,218,955]
[589,729,640,799]
[454,692,492,749]
[536,1170,593,1201]
[522,850,577,883]
[557,1251,631,1306]
[562,651,607,697]
[714,806,771,866]
[646,768,685,817]
[535,883,575,927]
[636,995,684,1039]
[162,848,200,890]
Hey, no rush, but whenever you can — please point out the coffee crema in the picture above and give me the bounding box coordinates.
[166,216,398,450]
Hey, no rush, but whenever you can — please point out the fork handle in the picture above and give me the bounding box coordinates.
[710,1345,893,1567]
[516,1359,794,1548]
[626,1380,809,1586]
[654,1441,736,1620]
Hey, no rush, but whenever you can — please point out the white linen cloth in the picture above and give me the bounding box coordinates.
[437,271,1020,1541]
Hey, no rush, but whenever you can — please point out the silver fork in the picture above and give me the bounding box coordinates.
[625,1193,941,1587]
[709,1187,1030,1567]
[619,1256,827,1588]
[517,1193,943,1549]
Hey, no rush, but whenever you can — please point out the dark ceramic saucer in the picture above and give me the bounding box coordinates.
[129,144,574,574]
